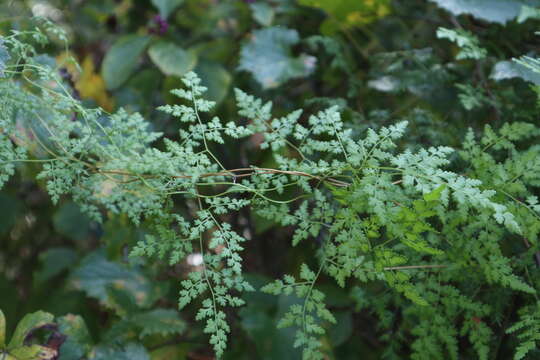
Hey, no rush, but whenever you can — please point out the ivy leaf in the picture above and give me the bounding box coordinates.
[102,35,151,90]
[7,311,54,350]
[148,41,197,78]
[239,27,316,89]
[151,0,184,19]
[429,0,539,24]
[491,60,540,85]
[0,38,9,78]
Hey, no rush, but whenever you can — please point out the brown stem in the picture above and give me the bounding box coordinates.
[92,167,352,188]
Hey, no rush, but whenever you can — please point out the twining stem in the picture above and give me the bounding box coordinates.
[91,166,351,188]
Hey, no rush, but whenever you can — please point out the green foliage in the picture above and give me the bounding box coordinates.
[437,28,487,60]
[238,27,316,89]
[148,41,197,78]
[429,0,537,24]
[1,3,540,360]
[102,35,151,90]
[507,302,540,360]
[151,0,185,19]
[0,309,59,360]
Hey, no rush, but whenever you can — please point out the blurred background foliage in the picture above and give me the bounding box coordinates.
[0,0,539,359]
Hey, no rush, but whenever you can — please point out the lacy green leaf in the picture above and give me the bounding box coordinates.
[0,38,9,78]
[490,60,540,85]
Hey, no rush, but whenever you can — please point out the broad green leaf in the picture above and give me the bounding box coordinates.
[35,247,78,284]
[102,35,150,90]
[52,202,92,241]
[148,41,197,78]
[151,0,184,19]
[70,251,160,309]
[299,0,391,33]
[0,309,5,348]
[150,344,189,360]
[105,286,140,317]
[194,60,231,105]
[491,60,540,85]
[0,193,21,236]
[57,314,93,360]
[250,2,275,26]
[0,38,10,78]
[130,309,187,338]
[429,0,540,24]
[90,343,150,360]
[239,27,316,89]
[191,38,235,62]
[7,311,54,350]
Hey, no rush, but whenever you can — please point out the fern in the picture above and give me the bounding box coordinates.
[1,22,539,359]
[507,302,540,360]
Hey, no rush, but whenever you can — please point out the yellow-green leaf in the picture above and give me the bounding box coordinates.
[0,309,6,348]
[9,344,54,360]
[148,41,197,78]
[7,311,54,350]
[423,184,446,202]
